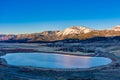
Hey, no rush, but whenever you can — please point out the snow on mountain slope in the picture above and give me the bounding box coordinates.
[110,25,120,31]
[57,26,93,36]
[2,25,120,42]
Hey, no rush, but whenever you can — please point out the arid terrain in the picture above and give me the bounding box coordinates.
[0,41,120,80]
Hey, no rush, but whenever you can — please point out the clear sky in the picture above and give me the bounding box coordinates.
[0,0,120,34]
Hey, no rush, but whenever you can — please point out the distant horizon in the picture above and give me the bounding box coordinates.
[1,0,120,34]
[0,24,120,35]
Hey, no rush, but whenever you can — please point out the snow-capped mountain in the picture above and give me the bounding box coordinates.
[57,26,93,36]
[110,25,120,31]
[1,25,120,42]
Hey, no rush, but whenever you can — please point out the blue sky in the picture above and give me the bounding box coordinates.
[0,0,120,34]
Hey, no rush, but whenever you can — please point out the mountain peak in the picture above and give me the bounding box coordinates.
[69,26,91,30]
[115,25,120,27]
[2,25,120,42]
[111,25,120,31]
[65,26,93,33]
[57,26,93,36]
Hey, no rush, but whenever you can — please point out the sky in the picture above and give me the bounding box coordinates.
[0,0,120,34]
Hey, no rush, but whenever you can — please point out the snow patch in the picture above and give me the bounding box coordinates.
[57,26,93,36]
[110,25,120,31]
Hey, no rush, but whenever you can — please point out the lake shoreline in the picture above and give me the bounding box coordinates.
[0,43,120,80]
[0,47,119,71]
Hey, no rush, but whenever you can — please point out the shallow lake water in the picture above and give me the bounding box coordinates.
[1,53,112,68]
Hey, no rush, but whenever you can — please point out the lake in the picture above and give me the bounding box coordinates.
[1,53,112,68]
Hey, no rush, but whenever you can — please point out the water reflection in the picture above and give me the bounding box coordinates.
[1,53,112,68]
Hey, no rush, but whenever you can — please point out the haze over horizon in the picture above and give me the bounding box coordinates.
[1,0,120,34]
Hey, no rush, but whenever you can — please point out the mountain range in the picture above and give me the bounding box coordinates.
[1,25,120,42]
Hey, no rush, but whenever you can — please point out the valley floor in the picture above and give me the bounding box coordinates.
[0,42,120,80]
